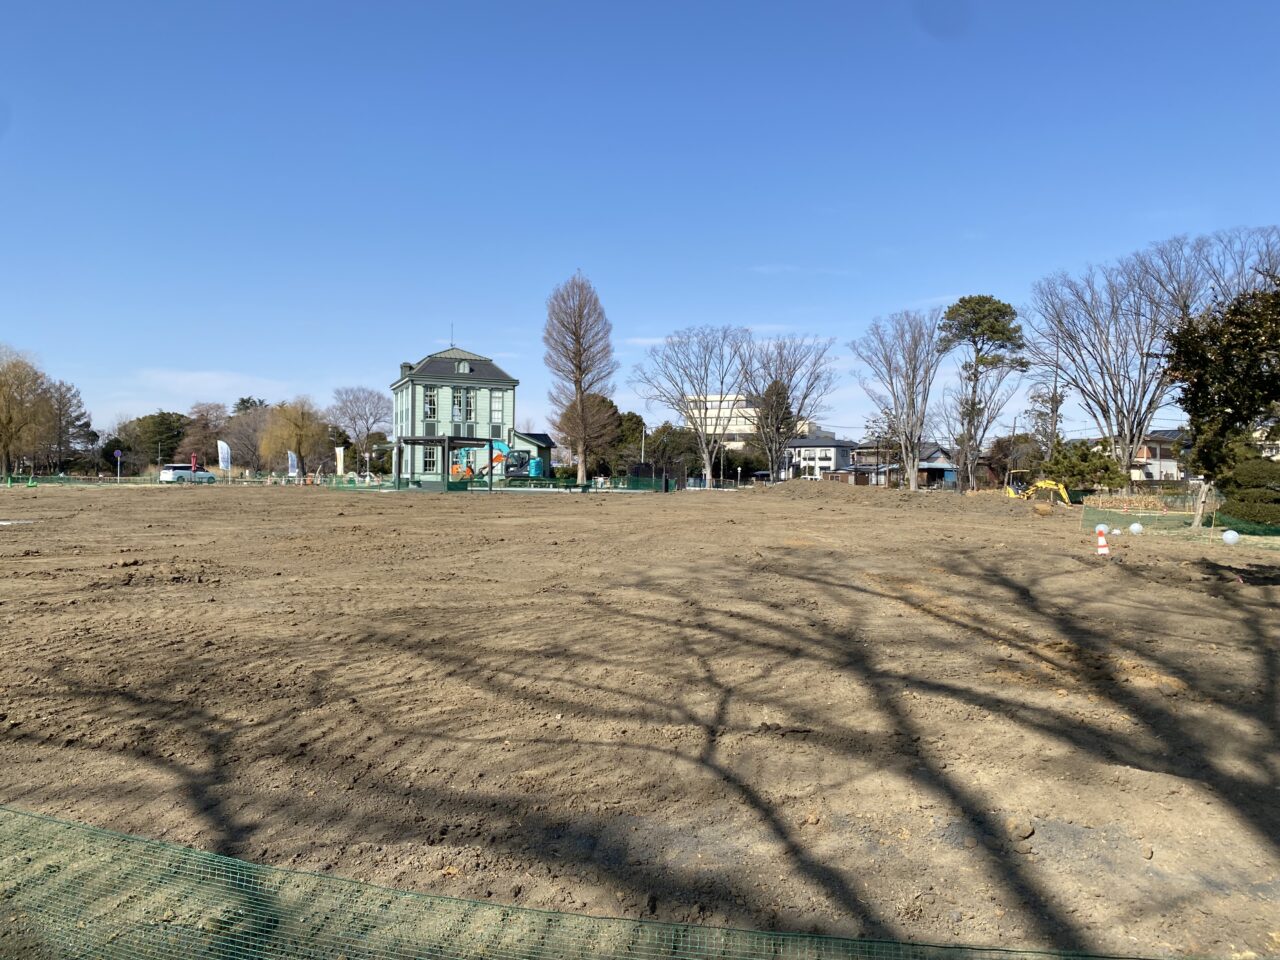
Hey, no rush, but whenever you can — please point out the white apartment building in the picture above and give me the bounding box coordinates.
[684,395,832,451]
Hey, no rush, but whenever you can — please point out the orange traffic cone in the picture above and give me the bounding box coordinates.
[1096,529,1110,557]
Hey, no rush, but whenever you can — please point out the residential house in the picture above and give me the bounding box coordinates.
[784,437,859,478]
[1130,429,1187,481]
[917,444,958,489]
[1253,426,1280,462]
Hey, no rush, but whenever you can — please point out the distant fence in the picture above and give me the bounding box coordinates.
[0,804,1153,960]
[1083,495,1280,546]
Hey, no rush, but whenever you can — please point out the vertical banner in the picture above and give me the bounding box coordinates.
[335,447,345,476]
[217,440,232,473]
[287,450,299,477]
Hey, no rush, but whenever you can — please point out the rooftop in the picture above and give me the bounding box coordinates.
[515,430,555,449]
[395,347,518,385]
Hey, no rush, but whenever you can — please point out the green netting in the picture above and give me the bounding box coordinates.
[0,806,1148,960]
[1214,512,1280,536]
[1080,506,1209,535]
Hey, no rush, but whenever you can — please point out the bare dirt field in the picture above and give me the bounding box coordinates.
[0,485,1276,957]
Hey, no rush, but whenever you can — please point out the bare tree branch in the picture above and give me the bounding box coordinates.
[1028,226,1280,481]
[849,310,945,492]
[631,325,749,482]
[737,334,838,480]
[328,387,392,461]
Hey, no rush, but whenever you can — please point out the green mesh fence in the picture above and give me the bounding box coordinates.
[1214,512,1280,537]
[1080,506,1209,536]
[0,806,1148,960]
[1082,507,1280,551]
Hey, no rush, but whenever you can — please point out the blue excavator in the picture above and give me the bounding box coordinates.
[452,441,545,480]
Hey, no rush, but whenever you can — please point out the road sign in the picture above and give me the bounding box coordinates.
[113,450,122,460]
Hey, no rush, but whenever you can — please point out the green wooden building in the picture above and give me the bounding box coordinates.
[390,347,551,489]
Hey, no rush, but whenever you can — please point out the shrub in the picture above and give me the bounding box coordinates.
[1228,457,1280,491]
[1220,500,1280,525]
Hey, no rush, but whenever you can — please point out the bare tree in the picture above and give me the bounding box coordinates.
[0,346,50,476]
[738,334,838,480]
[328,386,392,464]
[35,379,94,473]
[1029,261,1165,479]
[1028,227,1279,483]
[631,325,749,483]
[543,272,619,484]
[177,402,229,466]
[223,405,269,475]
[849,310,946,492]
[1140,227,1280,318]
[934,372,1015,489]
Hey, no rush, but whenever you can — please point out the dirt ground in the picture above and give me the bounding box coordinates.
[0,484,1276,957]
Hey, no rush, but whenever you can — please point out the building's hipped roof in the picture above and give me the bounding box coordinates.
[430,347,489,361]
[399,347,518,384]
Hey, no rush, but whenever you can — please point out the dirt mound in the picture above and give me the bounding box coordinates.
[752,481,1066,521]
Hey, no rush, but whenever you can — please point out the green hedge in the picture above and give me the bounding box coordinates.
[1230,487,1280,503]
[1228,458,1280,489]
[1220,458,1280,526]
[1220,501,1280,526]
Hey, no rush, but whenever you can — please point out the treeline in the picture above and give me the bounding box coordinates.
[0,347,394,478]
[538,227,1279,495]
[541,272,836,484]
[851,226,1280,491]
[544,394,769,481]
[0,346,96,475]
[104,387,393,477]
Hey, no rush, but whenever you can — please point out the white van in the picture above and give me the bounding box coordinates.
[159,464,217,484]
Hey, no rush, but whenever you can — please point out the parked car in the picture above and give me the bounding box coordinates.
[158,463,217,484]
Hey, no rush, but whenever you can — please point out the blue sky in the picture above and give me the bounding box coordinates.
[2,1,1278,437]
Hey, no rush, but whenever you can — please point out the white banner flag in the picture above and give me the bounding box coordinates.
[217,440,231,472]
[287,450,299,476]
[336,447,345,475]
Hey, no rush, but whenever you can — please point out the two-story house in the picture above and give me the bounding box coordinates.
[391,347,550,489]
[784,437,858,478]
[1130,429,1187,481]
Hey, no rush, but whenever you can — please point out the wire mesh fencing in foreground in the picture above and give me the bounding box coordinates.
[0,805,1149,960]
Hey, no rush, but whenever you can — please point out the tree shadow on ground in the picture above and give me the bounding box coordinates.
[1,545,1275,955]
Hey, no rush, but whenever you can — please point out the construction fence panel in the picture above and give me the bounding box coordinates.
[0,805,1150,960]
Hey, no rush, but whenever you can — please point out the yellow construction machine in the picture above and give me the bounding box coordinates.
[1004,471,1071,505]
